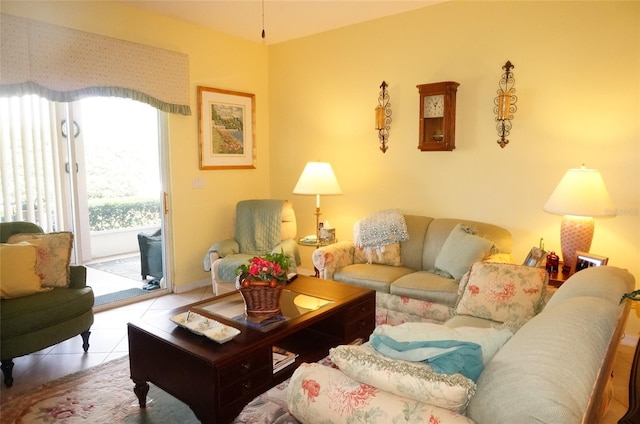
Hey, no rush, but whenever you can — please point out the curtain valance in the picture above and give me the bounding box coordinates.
[0,13,191,115]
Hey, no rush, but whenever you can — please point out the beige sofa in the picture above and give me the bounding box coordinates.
[286,266,634,423]
[312,215,514,324]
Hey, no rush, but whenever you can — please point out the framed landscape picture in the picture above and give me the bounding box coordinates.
[198,86,256,169]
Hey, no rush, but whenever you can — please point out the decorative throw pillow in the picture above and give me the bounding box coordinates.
[435,224,495,280]
[0,242,52,299]
[8,232,73,287]
[330,343,476,413]
[288,363,476,424]
[353,242,401,266]
[455,262,548,324]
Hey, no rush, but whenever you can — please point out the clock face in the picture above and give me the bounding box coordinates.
[424,95,444,118]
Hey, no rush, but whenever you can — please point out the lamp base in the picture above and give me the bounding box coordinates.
[560,215,594,272]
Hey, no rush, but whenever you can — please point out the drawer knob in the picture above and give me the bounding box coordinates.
[242,381,252,390]
[241,362,251,371]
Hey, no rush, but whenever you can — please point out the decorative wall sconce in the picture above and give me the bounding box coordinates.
[494,60,517,148]
[375,81,391,153]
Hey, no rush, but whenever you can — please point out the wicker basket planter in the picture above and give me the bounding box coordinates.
[238,278,283,316]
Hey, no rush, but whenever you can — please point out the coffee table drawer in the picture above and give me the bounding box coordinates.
[218,366,272,406]
[346,298,375,322]
[218,347,271,384]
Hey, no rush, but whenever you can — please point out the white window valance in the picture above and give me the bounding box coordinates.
[0,13,191,115]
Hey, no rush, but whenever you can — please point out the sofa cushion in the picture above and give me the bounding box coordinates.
[0,242,51,299]
[354,242,401,266]
[467,296,621,424]
[455,262,547,324]
[330,343,476,413]
[434,224,494,280]
[8,232,73,287]
[288,362,475,424]
[390,271,460,306]
[333,264,415,292]
[1,286,95,340]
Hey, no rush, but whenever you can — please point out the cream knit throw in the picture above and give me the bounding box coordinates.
[353,209,408,263]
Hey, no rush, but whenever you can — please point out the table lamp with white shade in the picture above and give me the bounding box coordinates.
[292,162,342,247]
[543,165,615,272]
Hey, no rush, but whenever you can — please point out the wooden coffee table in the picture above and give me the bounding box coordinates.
[128,276,375,424]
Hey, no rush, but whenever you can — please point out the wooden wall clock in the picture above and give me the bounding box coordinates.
[417,81,459,151]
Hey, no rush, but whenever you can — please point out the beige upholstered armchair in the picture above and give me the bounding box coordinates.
[203,199,301,295]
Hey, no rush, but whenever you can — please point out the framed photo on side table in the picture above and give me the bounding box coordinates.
[198,86,256,170]
[570,251,609,274]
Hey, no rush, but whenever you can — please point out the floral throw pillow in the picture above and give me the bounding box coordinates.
[329,344,476,412]
[455,262,548,324]
[287,362,475,424]
[353,242,401,266]
[8,232,73,287]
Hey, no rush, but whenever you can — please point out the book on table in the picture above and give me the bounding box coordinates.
[272,345,298,373]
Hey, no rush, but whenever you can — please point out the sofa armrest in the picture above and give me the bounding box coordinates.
[287,363,475,423]
[68,265,87,289]
[312,241,355,280]
[203,239,240,271]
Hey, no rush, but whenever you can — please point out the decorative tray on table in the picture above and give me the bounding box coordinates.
[170,311,240,344]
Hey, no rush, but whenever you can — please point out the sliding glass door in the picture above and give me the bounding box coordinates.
[0,94,169,293]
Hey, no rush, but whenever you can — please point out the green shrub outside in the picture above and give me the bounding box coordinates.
[89,198,160,232]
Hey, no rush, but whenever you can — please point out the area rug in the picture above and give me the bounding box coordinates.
[0,356,300,424]
[87,256,142,281]
[0,356,199,423]
[94,288,149,307]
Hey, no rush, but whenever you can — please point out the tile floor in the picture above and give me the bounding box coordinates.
[0,268,636,423]
[0,268,216,405]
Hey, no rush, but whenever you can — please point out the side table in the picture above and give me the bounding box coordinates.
[548,263,571,288]
[298,238,337,277]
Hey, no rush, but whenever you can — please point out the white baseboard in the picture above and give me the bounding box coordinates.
[621,333,639,346]
[173,278,211,294]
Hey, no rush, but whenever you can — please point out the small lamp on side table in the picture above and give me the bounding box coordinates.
[543,165,615,273]
[292,162,342,248]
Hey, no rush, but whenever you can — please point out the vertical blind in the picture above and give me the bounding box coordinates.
[0,13,191,115]
[0,95,67,231]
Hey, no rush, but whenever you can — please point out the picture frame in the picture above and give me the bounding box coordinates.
[198,86,256,170]
[523,246,547,267]
[571,251,609,274]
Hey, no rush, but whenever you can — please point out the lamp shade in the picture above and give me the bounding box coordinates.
[292,162,342,196]
[543,166,615,218]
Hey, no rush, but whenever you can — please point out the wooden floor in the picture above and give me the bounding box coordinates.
[603,342,636,423]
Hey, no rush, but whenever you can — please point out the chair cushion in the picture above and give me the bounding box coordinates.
[1,286,94,340]
[0,242,51,299]
[8,232,73,287]
[214,254,255,283]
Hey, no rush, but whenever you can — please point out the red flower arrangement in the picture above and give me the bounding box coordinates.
[236,250,291,287]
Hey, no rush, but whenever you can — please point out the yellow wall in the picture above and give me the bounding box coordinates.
[268,1,640,333]
[3,1,639,334]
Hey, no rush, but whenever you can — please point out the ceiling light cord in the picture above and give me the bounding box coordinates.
[261,0,266,39]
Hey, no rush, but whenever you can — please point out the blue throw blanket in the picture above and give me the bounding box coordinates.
[370,333,484,382]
